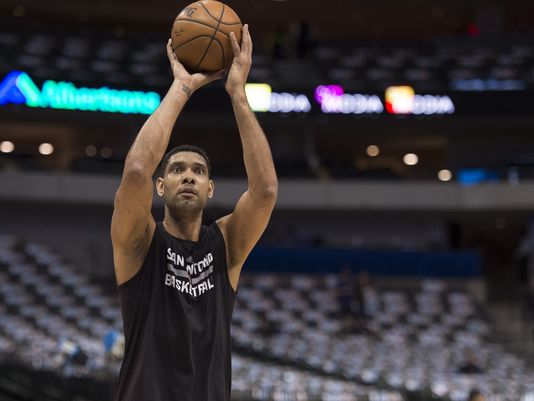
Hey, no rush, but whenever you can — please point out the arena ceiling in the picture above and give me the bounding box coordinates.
[1,0,533,40]
[1,0,533,180]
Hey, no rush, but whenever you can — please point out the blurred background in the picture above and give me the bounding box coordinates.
[1,0,534,400]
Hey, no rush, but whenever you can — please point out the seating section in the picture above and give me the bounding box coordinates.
[0,234,121,376]
[232,355,406,401]
[0,233,533,401]
[1,28,533,92]
[232,274,533,400]
[314,42,533,92]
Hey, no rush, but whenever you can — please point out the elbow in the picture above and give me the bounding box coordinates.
[253,180,278,204]
[122,162,152,182]
[265,181,278,201]
[123,147,157,179]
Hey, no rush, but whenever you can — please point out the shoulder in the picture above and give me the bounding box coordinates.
[215,215,231,242]
[212,218,227,240]
[113,220,158,286]
[215,215,230,231]
[214,217,231,258]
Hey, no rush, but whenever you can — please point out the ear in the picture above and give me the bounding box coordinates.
[208,179,214,199]
[156,177,165,197]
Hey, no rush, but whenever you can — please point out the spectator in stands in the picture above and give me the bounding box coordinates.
[515,224,534,286]
[266,24,289,59]
[288,21,314,59]
[516,226,534,333]
[258,316,279,337]
[458,351,484,374]
[467,389,486,401]
[526,281,534,338]
[352,271,378,334]
[336,266,354,321]
[354,271,370,320]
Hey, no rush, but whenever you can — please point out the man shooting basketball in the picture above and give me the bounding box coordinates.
[111,25,277,401]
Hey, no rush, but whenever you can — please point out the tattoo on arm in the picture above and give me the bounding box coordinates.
[182,84,192,98]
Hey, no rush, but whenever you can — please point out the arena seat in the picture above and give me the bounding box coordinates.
[0,235,532,401]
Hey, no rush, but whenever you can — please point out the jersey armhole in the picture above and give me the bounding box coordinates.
[117,223,159,289]
[213,221,238,296]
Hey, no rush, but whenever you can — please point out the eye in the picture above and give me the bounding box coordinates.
[196,168,205,175]
[172,166,183,173]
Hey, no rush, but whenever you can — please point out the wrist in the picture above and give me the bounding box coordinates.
[228,88,247,103]
[172,77,195,98]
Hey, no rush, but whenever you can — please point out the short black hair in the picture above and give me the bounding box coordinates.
[159,145,212,178]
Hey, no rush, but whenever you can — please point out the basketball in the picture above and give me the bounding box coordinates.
[171,0,242,73]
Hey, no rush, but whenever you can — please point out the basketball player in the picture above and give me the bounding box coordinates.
[111,25,277,401]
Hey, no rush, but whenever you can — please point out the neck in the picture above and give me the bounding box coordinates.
[163,206,203,241]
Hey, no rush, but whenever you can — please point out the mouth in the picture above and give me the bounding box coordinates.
[178,188,198,197]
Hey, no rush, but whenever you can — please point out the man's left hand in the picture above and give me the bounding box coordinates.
[225,24,252,98]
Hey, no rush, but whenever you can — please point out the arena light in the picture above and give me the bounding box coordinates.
[245,83,271,112]
[314,85,383,114]
[85,145,97,157]
[314,85,343,103]
[100,147,112,158]
[366,145,380,157]
[385,86,415,114]
[0,141,15,153]
[412,95,455,115]
[403,153,418,166]
[245,83,311,113]
[0,70,161,114]
[269,92,311,113]
[39,143,54,155]
[438,169,452,182]
[385,85,455,115]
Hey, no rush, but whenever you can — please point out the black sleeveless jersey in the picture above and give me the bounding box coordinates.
[114,221,236,401]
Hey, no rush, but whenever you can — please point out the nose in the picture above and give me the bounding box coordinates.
[181,172,195,184]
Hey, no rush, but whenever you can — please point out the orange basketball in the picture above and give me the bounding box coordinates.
[171,0,242,73]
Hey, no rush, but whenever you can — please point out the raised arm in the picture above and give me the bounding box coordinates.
[111,40,224,285]
[217,25,278,291]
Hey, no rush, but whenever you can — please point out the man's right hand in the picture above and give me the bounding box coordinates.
[166,39,226,96]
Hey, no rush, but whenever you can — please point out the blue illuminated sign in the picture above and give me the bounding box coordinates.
[457,168,500,186]
[0,71,161,114]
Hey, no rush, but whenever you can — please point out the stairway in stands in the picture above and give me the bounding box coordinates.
[487,301,534,367]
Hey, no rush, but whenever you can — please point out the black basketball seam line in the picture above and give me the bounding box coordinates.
[193,4,225,70]
[217,21,242,26]
[193,3,225,71]
[172,35,215,53]
[212,36,225,70]
[198,1,241,26]
[173,18,230,38]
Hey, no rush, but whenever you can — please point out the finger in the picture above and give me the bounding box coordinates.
[195,68,226,84]
[207,68,226,81]
[167,39,188,71]
[229,31,241,58]
[242,24,252,56]
[166,39,175,60]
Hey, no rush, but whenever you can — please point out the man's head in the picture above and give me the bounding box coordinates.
[156,145,214,213]
[159,145,212,178]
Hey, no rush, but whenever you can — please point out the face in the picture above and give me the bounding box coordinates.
[156,151,214,213]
